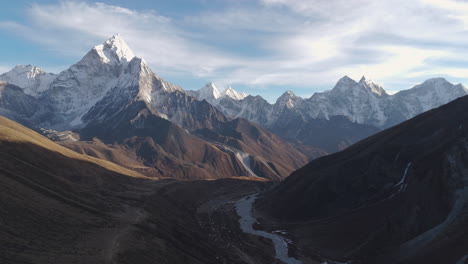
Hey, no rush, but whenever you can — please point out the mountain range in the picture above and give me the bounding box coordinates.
[1,34,468,264]
[188,76,468,152]
[1,34,467,178]
[191,75,468,130]
[186,82,248,105]
[0,34,315,181]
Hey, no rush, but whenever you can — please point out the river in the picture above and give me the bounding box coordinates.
[235,194,303,264]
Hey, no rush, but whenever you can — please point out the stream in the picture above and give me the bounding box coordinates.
[235,194,303,264]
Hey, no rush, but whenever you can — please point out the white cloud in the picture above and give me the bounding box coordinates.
[0,2,242,78]
[252,0,468,90]
[1,0,468,96]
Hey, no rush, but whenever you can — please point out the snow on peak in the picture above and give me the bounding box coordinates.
[130,57,152,103]
[223,86,248,100]
[93,34,135,65]
[411,78,456,94]
[44,35,141,128]
[393,77,468,121]
[0,64,56,96]
[187,83,248,104]
[277,90,297,100]
[359,76,387,96]
[199,82,222,100]
[420,77,449,86]
[11,64,45,75]
[330,75,387,96]
[286,90,295,96]
[337,75,358,86]
[331,75,359,93]
[276,90,300,108]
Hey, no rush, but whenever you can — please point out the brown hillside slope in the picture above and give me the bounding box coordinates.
[0,116,145,179]
[0,116,160,263]
[0,116,280,264]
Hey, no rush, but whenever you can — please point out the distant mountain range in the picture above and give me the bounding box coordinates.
[186,82,248,105]
[190,75,467,130]
[188,75,468,152]
[1,34,467,177]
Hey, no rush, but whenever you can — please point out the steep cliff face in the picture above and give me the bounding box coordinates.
[78,54,308,180]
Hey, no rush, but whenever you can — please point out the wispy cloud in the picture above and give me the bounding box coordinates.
[0,2,242,78]
[1,0,468,95]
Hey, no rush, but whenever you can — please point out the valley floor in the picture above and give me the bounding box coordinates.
[3,176,301,264]
[6,166,466,264]
[104,178,297,264]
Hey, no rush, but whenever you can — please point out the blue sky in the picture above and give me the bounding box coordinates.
[2,0,468,102]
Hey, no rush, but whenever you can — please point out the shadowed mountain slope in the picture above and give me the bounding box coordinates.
[258,95,468,263]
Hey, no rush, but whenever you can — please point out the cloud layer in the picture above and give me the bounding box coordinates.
[2,0,468,97]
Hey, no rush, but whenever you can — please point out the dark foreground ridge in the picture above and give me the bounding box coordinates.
[258,95,468,263]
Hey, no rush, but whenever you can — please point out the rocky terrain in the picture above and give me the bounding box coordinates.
[257,94,468,264]
[192,76,468,152]
[0,35,313,181]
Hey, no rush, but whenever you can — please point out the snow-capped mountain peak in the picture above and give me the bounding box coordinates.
[206,82,221,98]
[419,77,450,86]
[196,82,222,104]
[11,64,45,76]
[133,57,182,103]
[331,75,359,93]
[337,75,358,86]
[410,78,466,95]
[277,90,296,99]
[186,83,248,105]
[276,90,301,108]
[359,76,387,96]
[223,86,248,100]
[93,34,135,65]
[359,75,373,83]
[0,64,56,97]
[329,75,387,97]
[41,34,143,128]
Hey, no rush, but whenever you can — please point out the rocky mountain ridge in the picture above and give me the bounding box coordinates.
[200,75,467,130]
[0,34,311,181]
[191,75,467,152]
